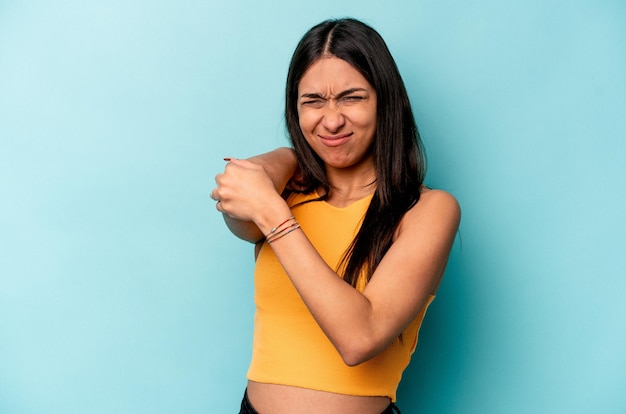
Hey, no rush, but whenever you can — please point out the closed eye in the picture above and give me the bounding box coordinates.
[302,99,325,107]
[300,92,326,105]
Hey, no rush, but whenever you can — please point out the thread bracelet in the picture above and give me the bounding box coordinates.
[266,216,295,236]
[267,223,301,243]
[265,216,300,244]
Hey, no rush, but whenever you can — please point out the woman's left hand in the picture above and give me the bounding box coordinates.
[211,158,286,224]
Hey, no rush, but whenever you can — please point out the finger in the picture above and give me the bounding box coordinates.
[227,157,256,169]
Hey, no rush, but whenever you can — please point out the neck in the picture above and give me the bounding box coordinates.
[324,162,376,207]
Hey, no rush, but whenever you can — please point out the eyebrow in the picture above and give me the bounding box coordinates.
[300,87,369,100]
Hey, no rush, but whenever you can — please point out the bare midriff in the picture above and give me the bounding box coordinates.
[246,381,391,414]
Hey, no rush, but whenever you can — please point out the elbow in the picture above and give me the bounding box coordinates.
[342,353,371,367]
[338,338,381,367]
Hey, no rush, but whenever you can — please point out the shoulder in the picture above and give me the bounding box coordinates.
[398,188,461,238]
[417,188,460,217]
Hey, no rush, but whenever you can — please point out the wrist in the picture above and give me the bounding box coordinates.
[255,196,294,236]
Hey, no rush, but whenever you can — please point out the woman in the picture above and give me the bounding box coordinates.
[211,18,460,414]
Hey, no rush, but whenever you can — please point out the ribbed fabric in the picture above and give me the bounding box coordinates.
[247,192,434,402]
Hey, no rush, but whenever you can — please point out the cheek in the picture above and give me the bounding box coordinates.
[353,109,377,129]
[297,110,316,133]
[296,113,314,145]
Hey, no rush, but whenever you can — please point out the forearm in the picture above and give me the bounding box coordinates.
[253,205,381,366]
[274,234,380,365]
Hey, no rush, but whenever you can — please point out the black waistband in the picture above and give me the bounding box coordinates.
[239,389,259,414]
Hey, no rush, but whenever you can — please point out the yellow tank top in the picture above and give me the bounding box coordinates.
[247,192,434,401]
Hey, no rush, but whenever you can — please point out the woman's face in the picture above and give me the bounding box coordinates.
[297,56,377,172]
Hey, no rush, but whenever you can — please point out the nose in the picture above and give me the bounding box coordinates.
[321,105,345,133]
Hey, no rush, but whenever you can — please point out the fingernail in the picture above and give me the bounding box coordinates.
[223,157,232,161]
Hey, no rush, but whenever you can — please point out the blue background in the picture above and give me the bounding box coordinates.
[1,1,625,413]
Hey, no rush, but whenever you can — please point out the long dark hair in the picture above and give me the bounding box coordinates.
[285,18,426,287]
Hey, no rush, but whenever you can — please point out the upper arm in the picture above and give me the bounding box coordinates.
[223,214,265,244]
[363,190,460,341]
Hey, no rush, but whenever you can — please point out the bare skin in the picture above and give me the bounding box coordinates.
[212,57,461,413]
[246,382,391,414]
